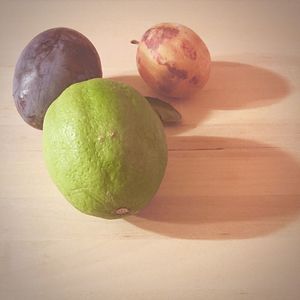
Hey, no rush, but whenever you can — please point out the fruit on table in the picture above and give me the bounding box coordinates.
[43,78,167,219]
[132,23,211,98]
[13,27,102,129]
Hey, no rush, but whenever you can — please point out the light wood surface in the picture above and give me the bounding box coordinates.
[1,1,300,299]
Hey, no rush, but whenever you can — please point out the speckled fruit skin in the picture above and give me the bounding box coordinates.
[13,27,102,129]
[43,79,167,219]
[136,23,211,98]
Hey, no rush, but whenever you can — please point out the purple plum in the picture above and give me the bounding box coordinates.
[13,27,102,129]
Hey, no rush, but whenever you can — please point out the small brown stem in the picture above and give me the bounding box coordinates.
[130,40,140,45]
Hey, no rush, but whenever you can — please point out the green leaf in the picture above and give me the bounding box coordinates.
[145,96,181,125]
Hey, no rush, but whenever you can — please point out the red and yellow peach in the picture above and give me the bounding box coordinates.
[133,23,211,98]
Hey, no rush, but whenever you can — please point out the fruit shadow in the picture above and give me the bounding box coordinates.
[125,136,300,239]
[111,61,293,239]
[110,61,291,135]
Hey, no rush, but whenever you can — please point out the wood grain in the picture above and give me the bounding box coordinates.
[1,1,300,299]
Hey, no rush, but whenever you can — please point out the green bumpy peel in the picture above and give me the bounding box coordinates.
[43,78,167,219]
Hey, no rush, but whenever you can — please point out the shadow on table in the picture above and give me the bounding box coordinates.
[110,61,291,135]
[125,136,300,239]
[112,60,295,239]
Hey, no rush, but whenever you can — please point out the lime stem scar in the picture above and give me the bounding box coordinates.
[116,207,130,215]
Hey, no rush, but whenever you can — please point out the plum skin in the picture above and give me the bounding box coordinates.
[136,23,211,98]
[13,27,102,129]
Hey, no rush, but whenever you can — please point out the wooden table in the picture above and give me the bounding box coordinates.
[1,1,300,299]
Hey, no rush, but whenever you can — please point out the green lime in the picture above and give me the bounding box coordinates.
[43,78,167,219]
